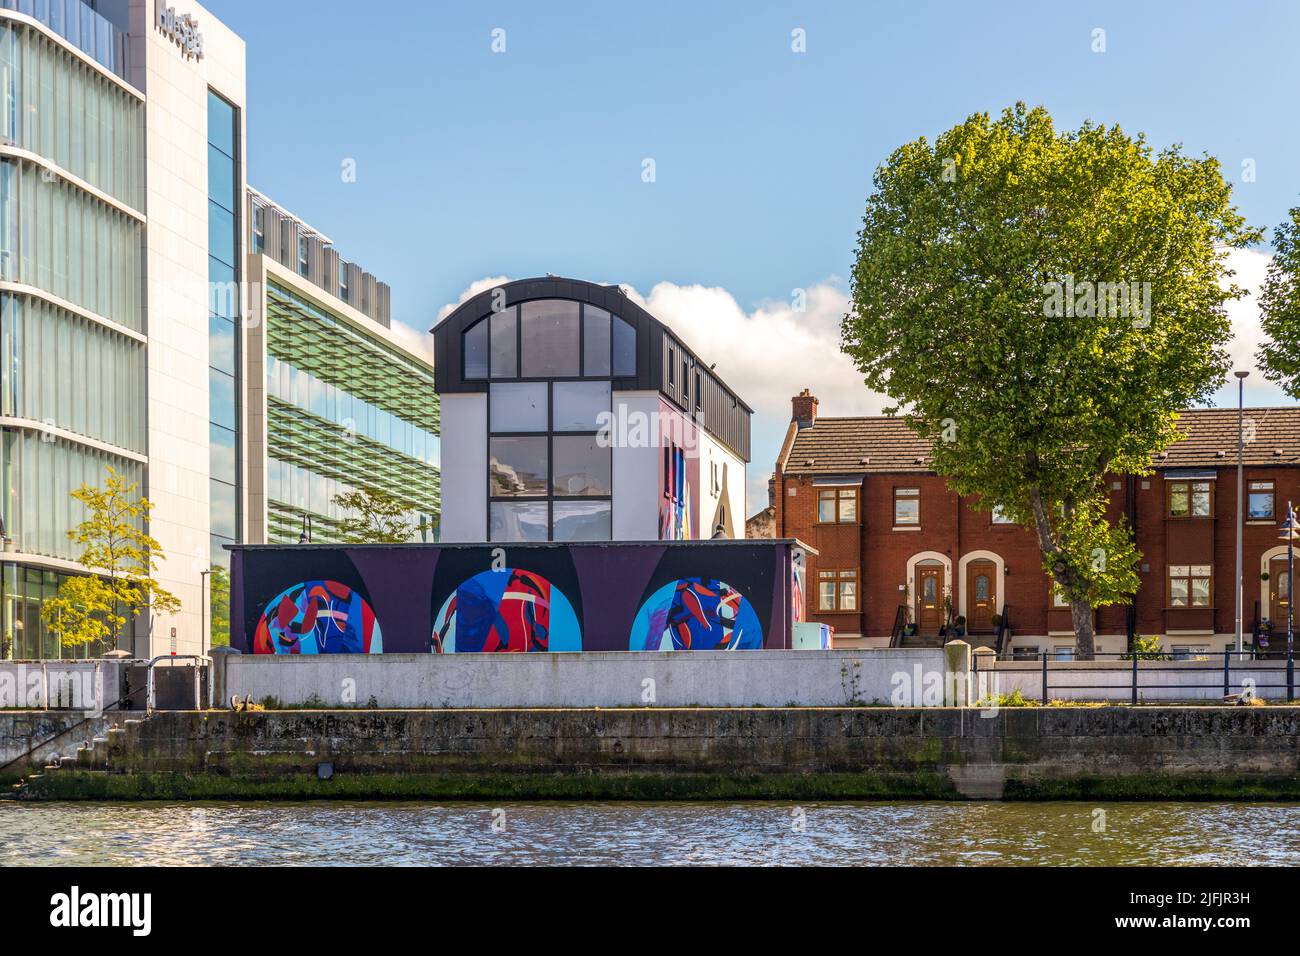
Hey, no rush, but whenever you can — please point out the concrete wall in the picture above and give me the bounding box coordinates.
[78,706,1300,800]
[224,649,952,709]
[0,660,126,710]
[0,712,123,772]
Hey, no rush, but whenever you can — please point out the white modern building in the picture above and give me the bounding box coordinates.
[432,277,750,543]
[0,0,439,660]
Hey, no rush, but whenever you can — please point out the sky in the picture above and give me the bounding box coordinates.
[205,0,1300,512]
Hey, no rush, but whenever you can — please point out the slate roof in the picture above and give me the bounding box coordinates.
[783,407,1300,475]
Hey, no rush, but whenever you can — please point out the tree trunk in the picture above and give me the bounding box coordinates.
[1070,598,1096,661]
[1027,484,1098,660]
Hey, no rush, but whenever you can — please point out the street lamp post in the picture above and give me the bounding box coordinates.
[1234,370,1249,655]
[298,513,312,545]
[199,567,213,656]
[1282,502,1298,649]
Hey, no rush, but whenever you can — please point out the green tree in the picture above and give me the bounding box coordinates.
[41,466,181,651]
[1259,204,1300,397]
[209,565,230,648]
[843,103,1260,658]
[331,488,414,543]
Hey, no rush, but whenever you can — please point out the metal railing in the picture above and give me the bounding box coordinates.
[993,605,1011,658]
[889,605,908,648]
[974,649,1295,704]
[144,655,210,714]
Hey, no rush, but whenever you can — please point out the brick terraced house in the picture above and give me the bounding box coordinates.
[771,390,1300,658]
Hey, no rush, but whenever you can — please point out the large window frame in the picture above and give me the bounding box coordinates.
[1248,480,1276,521]
[817,568,858,612]
[1168,480,1213,518]
[463,300,637,383]
[1169,564,1212,609]
[486,379,612,542]
[894,487,920,527]
[817,487,858,524]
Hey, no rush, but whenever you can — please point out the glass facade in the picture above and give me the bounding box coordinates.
[0,0,129,80]
[207,89,240,576]
[0,7,144,659]
[0,157,142,328]
[263,281,439,545]
[0,18,142,206]
[471,300,620,542]
[0,292,144,451]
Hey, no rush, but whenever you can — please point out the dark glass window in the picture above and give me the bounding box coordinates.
[612,314,636,377]
[490,306,517,378]
[553,501,612,541]
[520,300,580,377]
[489,436,548,496]
[463,319,488,379]
[489,501,548,542]
[552,435,611,496]
[209,423,236,484]
[208,315,235,375]
[552,381,609,432]
[583,305,610,376]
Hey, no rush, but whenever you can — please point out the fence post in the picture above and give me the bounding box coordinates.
[1223,650,1230,697]
[1288,652,1295,703]
[1131,651,1138,706]
[1041,652,1048,706]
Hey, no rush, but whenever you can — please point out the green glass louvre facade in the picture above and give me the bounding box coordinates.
[264,281,440,543]
[0,14,144,659]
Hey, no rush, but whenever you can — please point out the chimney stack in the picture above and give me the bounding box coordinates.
[792,389,819,429]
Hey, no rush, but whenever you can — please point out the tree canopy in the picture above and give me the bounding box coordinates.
[843,103,1260,656]
[1259,204,1300,397]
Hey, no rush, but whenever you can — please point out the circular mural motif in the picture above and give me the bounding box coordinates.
[254,580,383,654]
[432,568,581,653]
[629,578,763,651]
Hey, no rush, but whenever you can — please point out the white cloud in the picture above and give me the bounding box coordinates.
[435,275,512,323]
[1212,246,1290,407]
[435,256,1293,525]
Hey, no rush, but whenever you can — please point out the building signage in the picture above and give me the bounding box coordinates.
[156,4,204,61]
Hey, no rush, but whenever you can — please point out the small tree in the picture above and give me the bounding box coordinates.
[331,488,414,543]
[209,565,231,648]
[41,467,180,651]
[1259,203,1300,397]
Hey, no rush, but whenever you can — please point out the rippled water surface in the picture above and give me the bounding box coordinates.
[2,801,1297,866]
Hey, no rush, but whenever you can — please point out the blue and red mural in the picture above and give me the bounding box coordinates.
[231,541,804,654]
[629,577,763,650]
[253,580,383,654]
[432,568,581,653]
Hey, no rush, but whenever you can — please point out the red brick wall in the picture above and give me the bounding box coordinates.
[778,465,1300,640]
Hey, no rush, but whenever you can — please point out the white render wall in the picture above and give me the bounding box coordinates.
[438,392,488,542]
[225,648,953,709]
[696,425,746,538]
[133,0,246,657]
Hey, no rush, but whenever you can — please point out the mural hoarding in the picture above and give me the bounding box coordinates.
[231,541,812,654]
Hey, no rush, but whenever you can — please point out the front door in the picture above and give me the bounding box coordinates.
[1270,556,1292,627]
[967,560,996,632]
[916,565,944,635]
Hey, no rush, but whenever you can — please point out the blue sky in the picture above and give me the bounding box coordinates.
[207,0,1300,507]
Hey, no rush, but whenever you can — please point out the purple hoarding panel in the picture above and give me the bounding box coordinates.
[231,541,799,655]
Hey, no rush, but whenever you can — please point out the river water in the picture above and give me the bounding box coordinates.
[3,801,1298,865]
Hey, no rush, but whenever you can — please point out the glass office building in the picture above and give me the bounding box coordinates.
[0,0,144,659]
[245,197,440,546]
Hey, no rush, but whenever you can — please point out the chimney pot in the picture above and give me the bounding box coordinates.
[792,389,819,429]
